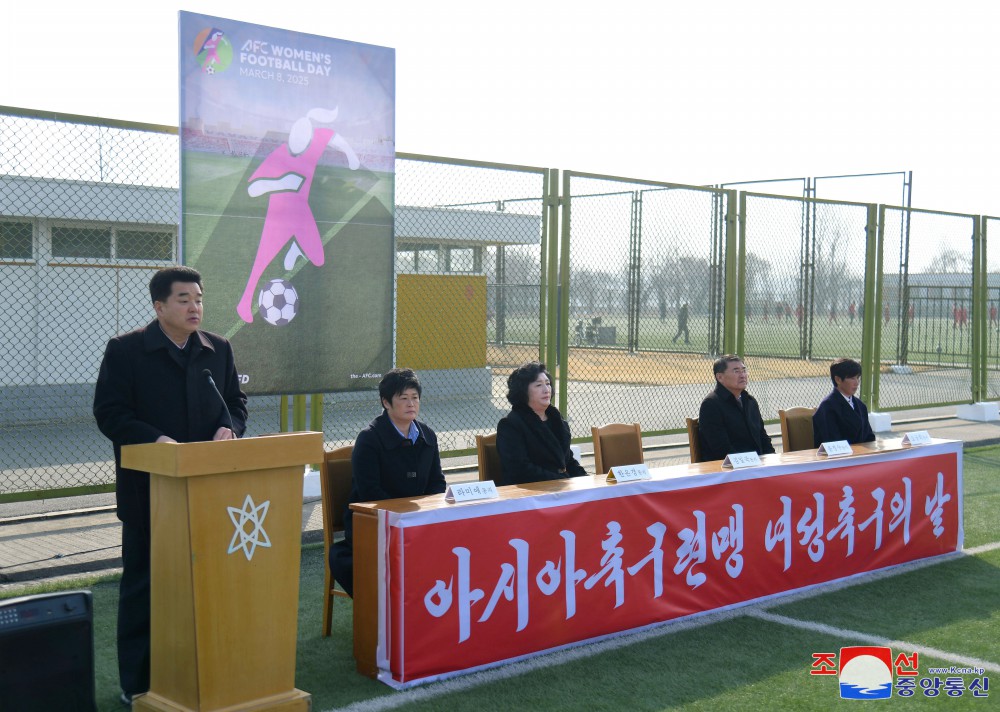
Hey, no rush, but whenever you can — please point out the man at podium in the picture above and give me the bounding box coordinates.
[93,266,248,705]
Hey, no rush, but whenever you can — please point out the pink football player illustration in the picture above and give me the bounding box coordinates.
[237,107,360,323]
[199,29,224,72]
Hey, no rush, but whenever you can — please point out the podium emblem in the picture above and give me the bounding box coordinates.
[227,494,272,560]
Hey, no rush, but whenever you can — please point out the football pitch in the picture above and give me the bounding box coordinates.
[9,445,998,710]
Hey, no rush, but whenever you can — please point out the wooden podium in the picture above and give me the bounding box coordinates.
[122,432,323,712]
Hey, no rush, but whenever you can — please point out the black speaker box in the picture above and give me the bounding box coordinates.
[0,590,96,712]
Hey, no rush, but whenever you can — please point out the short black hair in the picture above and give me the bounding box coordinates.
[379,368,422,406]
[506,361,548,406]
[149,266,203,304]
[713,354,744,376]
[830,358,862,386]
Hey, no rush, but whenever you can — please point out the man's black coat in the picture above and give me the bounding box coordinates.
[698,383,774,462]
[93,320,248,526]
[812,388,875,446]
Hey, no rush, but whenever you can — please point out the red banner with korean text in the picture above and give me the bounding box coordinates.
[378,442,962,686]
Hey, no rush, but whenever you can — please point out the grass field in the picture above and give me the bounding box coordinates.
[487,315,1000,410]
[5,445,997,711]
[492,312,1000,366]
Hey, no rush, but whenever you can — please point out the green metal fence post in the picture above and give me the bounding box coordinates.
[971,215,986,401]
[628,190,642,353]
[539,169,552,364]
[292,394,307,432]
[861,203,879,408]
[728,191,743,355]
[870,205,888,411]
[557,169,570,416]
[983,217,992,401]
[310,393,324,434]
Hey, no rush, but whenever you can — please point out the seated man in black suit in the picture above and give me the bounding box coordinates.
[698,355,774,461]
[329,368,447,597]
[812,358,875,445]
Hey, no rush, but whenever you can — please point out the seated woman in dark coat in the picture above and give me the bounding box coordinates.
[813,358,876,446]
[330,368,447,597]
[495,361,587,486]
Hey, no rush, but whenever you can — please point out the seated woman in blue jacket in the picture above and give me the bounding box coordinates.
[330,368,447,597]
[812,358,876,446]
[495,361,587,486]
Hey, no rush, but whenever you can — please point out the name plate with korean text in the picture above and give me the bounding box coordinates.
[445,480,499,503]
[817,440,852,457]
[606,464,651,483]
[722,451,762,469]
[902,430,932,446]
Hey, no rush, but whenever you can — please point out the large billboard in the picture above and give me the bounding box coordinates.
[179,12,394,394]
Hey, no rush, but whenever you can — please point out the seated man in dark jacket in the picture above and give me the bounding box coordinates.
[812,358,875,445]
[496,361,587,485]
[698,355,775,462]
[329,368,447,597]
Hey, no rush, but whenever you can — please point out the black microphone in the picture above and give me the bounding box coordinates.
[203,369,236,436]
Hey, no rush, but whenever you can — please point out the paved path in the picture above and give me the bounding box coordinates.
[1,368,978,498]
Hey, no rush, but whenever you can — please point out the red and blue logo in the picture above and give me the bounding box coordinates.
[839,646,893,699]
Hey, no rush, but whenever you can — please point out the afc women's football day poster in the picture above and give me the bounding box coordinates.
[179,11,395,394]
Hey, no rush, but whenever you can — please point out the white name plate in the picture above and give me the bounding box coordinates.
[902,430,932,446]
[817,440,852,457]
[445,480,499,503]
[606,464,651,483]
[722,451,761,469]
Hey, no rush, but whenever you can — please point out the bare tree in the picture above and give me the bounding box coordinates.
[926,246,970,274]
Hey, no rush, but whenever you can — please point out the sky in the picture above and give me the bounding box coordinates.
[5,1,1000,216]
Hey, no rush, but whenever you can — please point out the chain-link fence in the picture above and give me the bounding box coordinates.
[561,173,732,437]
[877,206,977,410]
[2,106,996,500]
[0,111,552,498]
[740,193,873,420]
[1,110,184,497]
[321,154,550,454]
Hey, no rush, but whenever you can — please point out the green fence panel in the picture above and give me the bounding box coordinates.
[740,192,873,420]
[2,105,993,500]
[1,109,182,498]
[561,172,732,438]
[330,153,550,455]
[876,206,977,410]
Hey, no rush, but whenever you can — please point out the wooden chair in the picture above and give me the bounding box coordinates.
[320,445,354,637]
[591,423,643,475]
[475,433,501,482]
[685,417,702,463]
[779,407,816,453]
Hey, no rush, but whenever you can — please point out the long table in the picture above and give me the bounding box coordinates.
[350,438,963,688]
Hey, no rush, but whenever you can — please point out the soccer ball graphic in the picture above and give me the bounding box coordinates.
[257,279,299,326]
[206,64,215,75]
